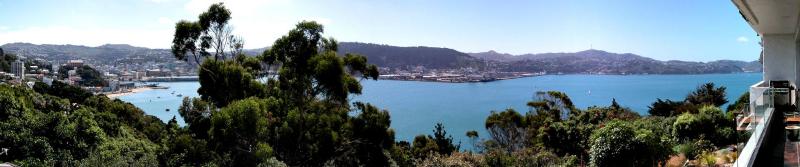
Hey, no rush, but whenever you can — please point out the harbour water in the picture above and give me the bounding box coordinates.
[118,73,762,148]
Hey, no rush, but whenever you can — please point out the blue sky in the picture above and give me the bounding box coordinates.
[0,0,760,61]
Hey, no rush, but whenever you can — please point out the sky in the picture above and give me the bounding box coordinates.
[0,0,761,62]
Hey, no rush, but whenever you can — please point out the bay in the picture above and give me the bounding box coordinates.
[118,73,762,149]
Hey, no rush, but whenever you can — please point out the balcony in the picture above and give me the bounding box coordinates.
[734,81,793,166]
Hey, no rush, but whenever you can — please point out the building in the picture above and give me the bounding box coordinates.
[67,60,84,67]
[10,60,24,80]
[731,0,800,166]
[146,69,169,77]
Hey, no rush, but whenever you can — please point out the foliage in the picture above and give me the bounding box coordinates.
[672,105,736,146]
[686,83,728,107]
[484,108,526,153]
[0,82,164,166]
[589,120,671,167]
[208,97,276,166]
[432,123,459,155]
[34,81,92,103]
[465,130,479,152]
[412,135,440,159]
[648,98,684,117]
[415,152,485,167]
[726,92,749,120]
[171,2,242,64]
[483,148,577,167]
[390,141,414,167]
[527,91,577,122]
[0,52,17,72]
[263,21,379,105]
[197,59,266,107]
[57,65,107,87]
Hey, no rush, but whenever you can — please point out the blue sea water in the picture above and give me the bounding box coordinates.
[118,73,762,149]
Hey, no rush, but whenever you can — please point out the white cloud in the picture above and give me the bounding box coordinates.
[737,36,749,43]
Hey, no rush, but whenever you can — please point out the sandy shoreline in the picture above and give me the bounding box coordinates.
[104,87,154,99]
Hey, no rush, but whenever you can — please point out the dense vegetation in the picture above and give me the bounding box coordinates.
[0,51,17,72]
[57,64,107,87]
[0,3,750,166]
[0,81,167,166]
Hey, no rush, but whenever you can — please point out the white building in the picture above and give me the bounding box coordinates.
[10,60,24,80]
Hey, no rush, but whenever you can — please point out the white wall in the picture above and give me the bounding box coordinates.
[762,34,797,86]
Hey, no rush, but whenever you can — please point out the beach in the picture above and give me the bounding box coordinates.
[104,87,154,99]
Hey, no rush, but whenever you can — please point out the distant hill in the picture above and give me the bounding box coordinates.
[470,49,761,74]
[337,42,483,69]
[1,42,171,63]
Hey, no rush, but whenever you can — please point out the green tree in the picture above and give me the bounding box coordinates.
[197,60,266,107]
[57,65,107,87]
[726,92,749,120]
[672,105,735,146]
[328,102,395,166]
[262,21,379,105]
[177,97,212,138]
[686,83,728,107]
[432,123,459,155]
[589,121,669,167]
[485,108,526,153]
[527,91,577,122]
[465,130,479,152]
[411,135,439,159]
[0,52,17,72]
[208,97,276,166]
[171,2,242,64]
[390,141,414,167]
[648,98,684,116]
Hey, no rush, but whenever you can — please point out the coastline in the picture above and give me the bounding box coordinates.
[104,87,154,99]
[376,71,763,83]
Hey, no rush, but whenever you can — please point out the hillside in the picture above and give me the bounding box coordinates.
[1,42,173,64]
[337,42,484,69]
[471,49,761,74]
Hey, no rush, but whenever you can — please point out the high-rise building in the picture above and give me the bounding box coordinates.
[11,60,24,80]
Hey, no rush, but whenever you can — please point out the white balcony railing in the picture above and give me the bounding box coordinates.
[733,81,779,167]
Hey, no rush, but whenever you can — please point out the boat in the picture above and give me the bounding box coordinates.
[177,94,183,97]
[165,108,170,112]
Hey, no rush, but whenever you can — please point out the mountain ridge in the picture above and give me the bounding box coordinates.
[0,42,761,74]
